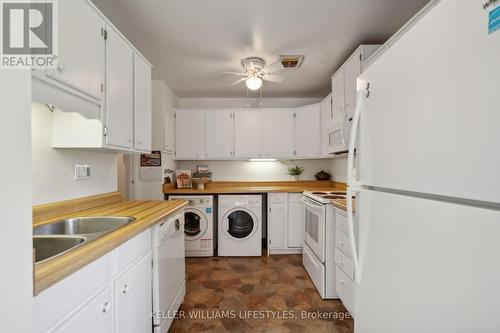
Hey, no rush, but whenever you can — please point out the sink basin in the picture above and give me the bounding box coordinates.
[33,236,86,263]
[34,216,135,236]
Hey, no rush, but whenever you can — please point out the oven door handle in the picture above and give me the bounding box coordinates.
[302,196,324,209]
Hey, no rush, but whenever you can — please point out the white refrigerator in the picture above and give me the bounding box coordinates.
[345,0,500,332]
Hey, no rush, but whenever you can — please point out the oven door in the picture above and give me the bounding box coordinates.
[302,195,326,262]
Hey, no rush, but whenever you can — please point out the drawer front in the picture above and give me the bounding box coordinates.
[336,267,355,316]
[115,228,152,275]
[335,230,352,259]
[302,245,325,298]
[335,248,354,280]
[335,209,348,235]
[269,192,287,204]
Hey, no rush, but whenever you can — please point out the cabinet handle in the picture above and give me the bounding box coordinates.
[102,302,112,313]
[122,284,130,294]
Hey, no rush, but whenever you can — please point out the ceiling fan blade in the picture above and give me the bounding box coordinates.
[263,62,284,74]
[229,77,247,86]
[263,74,284,83]
[221,71,246,76]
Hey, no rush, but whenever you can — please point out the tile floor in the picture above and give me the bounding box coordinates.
[169,255,354,332]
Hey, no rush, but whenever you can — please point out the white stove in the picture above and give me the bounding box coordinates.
[303,191,347,204]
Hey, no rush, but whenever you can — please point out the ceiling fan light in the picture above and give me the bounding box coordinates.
[246,77,262,90]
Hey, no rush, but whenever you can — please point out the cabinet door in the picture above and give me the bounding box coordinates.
[114,252,152,333]
[133,54,152,152]
[234,109,262,158]
[288,201,305,248]
[320,94,332,156]
[175,109,205,159]
[262,109,294,158]
[46,0,104,100]
[331,69,345,125]
[205,109,234,159]
[294,104,320,158]
[105,26,134,149]
[343,49,362,120]
[164,107,175,153]
[269,203,286,249]
[52,287,113,333]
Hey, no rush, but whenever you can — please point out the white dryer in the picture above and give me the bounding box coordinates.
[218,195,262,257]
[169,195,214,257]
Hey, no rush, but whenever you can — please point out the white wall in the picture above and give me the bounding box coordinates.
[330,157,348,183]
[131,80,178,200]
[177,159,332,181]
[32,103,118,205]
[178,97,322,108]
[0,70,33,332]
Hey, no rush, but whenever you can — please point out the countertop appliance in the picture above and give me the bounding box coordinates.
[347,1,500,332]
[152,213,185,333]
[218,195,262,256]
[302,191,347,298]
[169,195,214,257]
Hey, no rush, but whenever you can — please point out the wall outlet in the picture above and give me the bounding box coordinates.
[74,164,92,180]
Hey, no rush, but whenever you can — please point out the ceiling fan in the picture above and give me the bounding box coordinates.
[223,57,285,91]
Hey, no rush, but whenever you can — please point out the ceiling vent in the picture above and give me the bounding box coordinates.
[279,55,305,68]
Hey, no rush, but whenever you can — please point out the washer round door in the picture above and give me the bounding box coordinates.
[222,208,258,240]
[184,208,208,240]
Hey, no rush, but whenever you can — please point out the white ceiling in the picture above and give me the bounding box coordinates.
[92,0,430,98]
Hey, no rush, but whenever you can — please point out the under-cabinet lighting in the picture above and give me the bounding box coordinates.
[249,158,277,162]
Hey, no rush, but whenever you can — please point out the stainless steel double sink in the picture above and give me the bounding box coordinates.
[33,216,135,264]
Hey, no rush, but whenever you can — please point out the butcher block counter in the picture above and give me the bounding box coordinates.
[163,180,346,195]
[33,192,187,294]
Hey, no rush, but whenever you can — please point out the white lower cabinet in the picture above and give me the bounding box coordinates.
[287,194,305,248]
[268,193,305,254]
[52,287,113,333]
[34,229,153,333]
[114,252,152,333]
[334,208,355,316]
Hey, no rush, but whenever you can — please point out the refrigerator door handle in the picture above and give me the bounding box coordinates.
[347,85,368,282]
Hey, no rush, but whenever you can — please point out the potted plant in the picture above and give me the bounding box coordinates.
[288,166,304,181]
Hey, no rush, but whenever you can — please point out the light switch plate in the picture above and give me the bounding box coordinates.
[74,164,92,180]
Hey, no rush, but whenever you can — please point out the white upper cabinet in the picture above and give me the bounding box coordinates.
[133,54,152,152]
[46,0,104,101]
[343,49,362,120]
[331,68,346,125]
[32,0,153,153]
[104,26,134,149]
[294,104,321,158]
[234,109,262,159]
[262,109,295,158]
[320,94,332,156]
[205,109,234,159]
[175,109,205,159]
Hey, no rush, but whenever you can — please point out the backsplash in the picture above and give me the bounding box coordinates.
[32,103,118,205]
[176,159,334,181]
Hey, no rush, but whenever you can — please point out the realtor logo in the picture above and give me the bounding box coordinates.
[0,0,58,68]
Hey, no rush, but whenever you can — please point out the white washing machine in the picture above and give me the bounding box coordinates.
[218,195,262,257]
[169,195,214,257]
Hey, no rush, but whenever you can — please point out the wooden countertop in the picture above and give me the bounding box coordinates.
[33,193,187,295]
[163,180,346,195]
[332,198,355,212]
